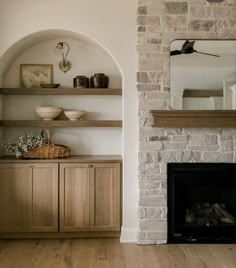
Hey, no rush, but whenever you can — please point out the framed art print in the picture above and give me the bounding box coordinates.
[20,64,53,88]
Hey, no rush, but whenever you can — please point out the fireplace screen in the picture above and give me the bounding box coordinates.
[168,163,236,243]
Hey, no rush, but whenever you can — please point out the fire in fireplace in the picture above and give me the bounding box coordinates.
[168,163,236,243]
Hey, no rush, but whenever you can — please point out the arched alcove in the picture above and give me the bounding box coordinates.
[0,29,123,156]
[0,29,123,79]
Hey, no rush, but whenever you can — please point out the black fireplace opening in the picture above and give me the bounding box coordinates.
[168,163,236,243]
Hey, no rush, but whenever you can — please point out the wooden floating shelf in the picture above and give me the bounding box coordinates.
[0,88,122,96]
[0,120,122,128]
[151,110,236,128]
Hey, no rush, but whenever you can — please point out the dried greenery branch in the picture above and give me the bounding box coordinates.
[0,133,46,158]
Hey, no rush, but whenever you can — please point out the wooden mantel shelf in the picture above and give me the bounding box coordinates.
[0,120,122,128]
[151,110,236,128]
[0,88,122,95]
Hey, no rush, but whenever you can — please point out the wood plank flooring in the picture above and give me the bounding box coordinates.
[0,238,235,268]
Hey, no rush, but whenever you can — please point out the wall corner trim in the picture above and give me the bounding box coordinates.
[120,227,137,243]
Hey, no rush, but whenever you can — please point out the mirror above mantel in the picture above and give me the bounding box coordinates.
[152,39,236,128]
[170,40,236,110]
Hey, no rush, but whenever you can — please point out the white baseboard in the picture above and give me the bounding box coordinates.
[120,227,137,243]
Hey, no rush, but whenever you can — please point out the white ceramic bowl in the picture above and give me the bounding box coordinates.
[35,107,62,120]
[64,110,86,121]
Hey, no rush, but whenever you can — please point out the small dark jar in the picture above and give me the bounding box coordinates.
[73,76,89,88]
[90,73,109,88]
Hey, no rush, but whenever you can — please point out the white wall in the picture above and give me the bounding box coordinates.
[0,0,138,242]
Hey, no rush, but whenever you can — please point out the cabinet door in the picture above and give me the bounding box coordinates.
[0,164,28,233]
[60,164,90,232]
[90,163,121,231]
[28,164,58,232]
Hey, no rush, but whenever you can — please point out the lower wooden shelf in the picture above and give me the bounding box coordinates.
[151,110,236,128]
[0,120,122,128]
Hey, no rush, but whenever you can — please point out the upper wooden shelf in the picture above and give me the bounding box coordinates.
[0,88,122,96]
[151,110,236,128]
[0,120,122,128]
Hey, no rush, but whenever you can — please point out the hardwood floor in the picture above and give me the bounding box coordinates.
[0,238,235,268]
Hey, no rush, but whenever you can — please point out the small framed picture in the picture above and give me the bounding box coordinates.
[20,64,53,88]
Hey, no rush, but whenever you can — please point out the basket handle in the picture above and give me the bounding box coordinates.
[41,128,51,145]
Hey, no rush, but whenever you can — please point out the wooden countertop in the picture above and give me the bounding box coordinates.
[0,155,122,163]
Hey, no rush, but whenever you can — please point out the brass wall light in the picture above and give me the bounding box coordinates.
[56,42,71,73]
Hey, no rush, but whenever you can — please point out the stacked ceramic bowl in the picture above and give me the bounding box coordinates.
[35,107,62,120]
[35,107,86,121]
[64,110,86,121]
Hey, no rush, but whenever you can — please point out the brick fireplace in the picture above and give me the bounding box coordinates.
[137,0,236,244]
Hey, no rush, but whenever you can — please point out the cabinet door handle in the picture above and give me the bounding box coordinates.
[81,164,93,168]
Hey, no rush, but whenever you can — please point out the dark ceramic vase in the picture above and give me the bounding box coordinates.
[90,73,109,88]
[73,76,89,88]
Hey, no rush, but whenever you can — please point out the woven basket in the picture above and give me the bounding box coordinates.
[22,128,70,159]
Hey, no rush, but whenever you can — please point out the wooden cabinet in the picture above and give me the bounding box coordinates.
[60,164,90,232]
[0,164,28,232]
[0,163,58,233]
[90,163,121,231]
[28,164,58,232]
[60,162,121,232]
[0,156,121,237]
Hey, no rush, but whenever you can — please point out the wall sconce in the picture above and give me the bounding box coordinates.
[56,42,72,73]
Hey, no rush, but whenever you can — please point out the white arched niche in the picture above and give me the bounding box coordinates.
[0,29,123,156]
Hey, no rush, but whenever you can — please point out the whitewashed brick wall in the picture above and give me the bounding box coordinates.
[137,0,236,244]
